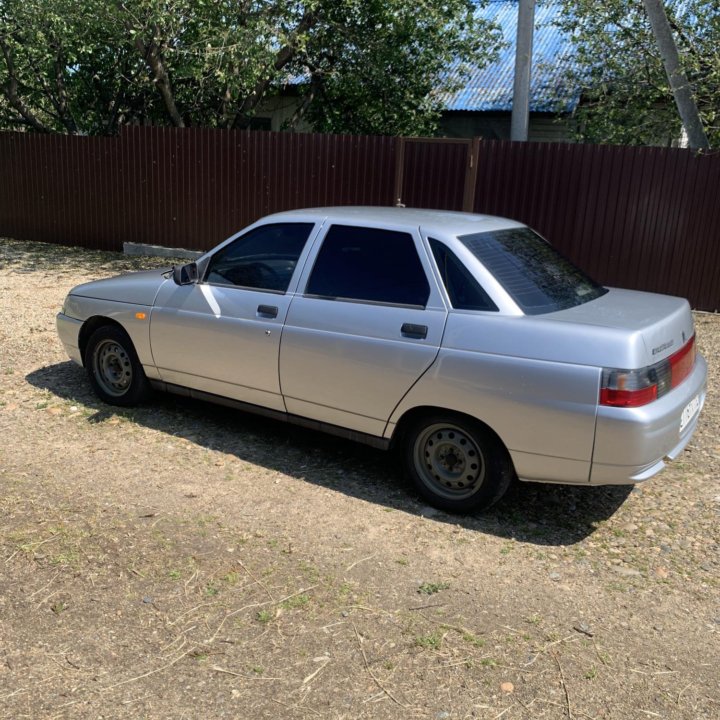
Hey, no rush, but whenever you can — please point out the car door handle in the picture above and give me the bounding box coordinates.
[257,304,278,318]
[401,323,428,339]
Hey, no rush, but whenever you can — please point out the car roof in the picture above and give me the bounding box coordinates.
[262,206,525,236]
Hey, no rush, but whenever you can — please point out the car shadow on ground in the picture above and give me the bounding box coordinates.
[27,362,632,546]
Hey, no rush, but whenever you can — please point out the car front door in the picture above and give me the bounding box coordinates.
[279,223,448,437]
[150,221,318,412]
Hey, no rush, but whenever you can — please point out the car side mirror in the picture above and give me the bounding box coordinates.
[172,262,198,286]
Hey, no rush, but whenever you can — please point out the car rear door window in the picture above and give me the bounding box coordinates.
[429,239,498,311]
[305,225,430,307]
[204,223,314,292]
[458,227,607,315]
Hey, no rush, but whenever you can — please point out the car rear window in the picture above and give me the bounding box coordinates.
[458,227,607,315]
[429,239,497,311]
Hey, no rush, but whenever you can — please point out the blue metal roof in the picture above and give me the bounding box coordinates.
[438,1,580,113]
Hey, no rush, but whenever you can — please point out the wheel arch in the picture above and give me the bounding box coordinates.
[390,405,513,463]
[78,316,127,366]
[393,405,516,513]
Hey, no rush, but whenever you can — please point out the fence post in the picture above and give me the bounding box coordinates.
[393,137,406,206]
[462,138,481,212]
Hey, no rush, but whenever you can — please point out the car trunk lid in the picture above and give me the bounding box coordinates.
[550,288,694,368]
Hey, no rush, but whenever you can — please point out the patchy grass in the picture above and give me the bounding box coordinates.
[417,581,450,595]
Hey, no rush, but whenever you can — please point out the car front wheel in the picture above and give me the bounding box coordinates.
[85,325,149,406]
[403,413,513,514]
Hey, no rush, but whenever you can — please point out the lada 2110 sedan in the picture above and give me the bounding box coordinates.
[57,207,707,513]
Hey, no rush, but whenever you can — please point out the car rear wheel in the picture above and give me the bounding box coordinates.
[85,325,149,406]
[403,413,513,514]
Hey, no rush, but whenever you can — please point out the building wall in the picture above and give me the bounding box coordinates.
[439,111,575,142]
[253,95,314,133]
[257,96,575,143]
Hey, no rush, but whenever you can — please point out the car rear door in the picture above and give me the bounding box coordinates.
[150,221,318,412]
[279,222,448,437]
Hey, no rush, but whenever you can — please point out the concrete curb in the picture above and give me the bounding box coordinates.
[123,242,203,260]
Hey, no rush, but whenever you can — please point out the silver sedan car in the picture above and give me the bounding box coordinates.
[57,207,707,513]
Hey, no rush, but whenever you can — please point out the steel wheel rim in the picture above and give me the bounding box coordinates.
[93,339,133,397]
[413,423,485,501]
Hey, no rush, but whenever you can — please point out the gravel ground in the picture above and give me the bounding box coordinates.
[0,237,719,720]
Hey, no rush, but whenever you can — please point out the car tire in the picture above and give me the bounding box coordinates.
[402,413,513,514]
[84,325,150,407]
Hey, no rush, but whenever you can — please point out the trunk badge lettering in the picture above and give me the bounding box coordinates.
[652,340,674,355]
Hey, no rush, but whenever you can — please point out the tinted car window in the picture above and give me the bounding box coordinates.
[306,225,430,307]
[458,228,607,315]
[205,223,314,292]
[430,239,498,312]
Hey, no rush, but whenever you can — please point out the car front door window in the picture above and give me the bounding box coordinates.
[205,223,314,293]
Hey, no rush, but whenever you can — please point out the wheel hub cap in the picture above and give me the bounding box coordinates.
[94,340,132,396]
[413,424,485,501]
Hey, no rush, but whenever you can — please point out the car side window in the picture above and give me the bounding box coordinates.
[429,239,498,312]
[305,225,430,307]
[204,223,314,292]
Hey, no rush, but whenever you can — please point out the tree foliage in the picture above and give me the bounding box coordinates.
[558,0,719,147]
[300,0,500,136]
[0,0,500,136]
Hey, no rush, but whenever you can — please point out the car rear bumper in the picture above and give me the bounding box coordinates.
[56,312,83,366]
[589,354,707,485]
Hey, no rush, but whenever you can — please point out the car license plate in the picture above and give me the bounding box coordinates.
[679,395,701,433]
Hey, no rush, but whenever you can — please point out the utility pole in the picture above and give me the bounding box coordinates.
[510,0,536,142]
[642,0,709,149]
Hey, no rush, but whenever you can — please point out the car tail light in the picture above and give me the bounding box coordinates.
[600,336,695,408]
[669,334,695,388]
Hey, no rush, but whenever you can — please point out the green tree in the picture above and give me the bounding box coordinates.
[557,0,718,147]
[0,0,501,136]
[299,0,501,136]
[0,0,131,133]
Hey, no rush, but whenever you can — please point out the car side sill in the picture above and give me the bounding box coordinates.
[149,380,391,451]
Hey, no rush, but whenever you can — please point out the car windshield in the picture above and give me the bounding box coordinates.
[458,227,607,315]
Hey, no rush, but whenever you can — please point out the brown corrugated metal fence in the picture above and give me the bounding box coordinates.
[472,141,720,312]
[0,128,397,252]
[0,128,718,310]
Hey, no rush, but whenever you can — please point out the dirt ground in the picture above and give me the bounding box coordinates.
[0,237,718,720]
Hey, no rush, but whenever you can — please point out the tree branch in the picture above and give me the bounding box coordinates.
[52,46,78,133]
[133,24,185,127]
[17,37,67,126]
[0,35,53,132]
[231,10,318,129]
[641,0,709,148]
[105,59,133,134]
[115,0,185,129]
